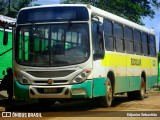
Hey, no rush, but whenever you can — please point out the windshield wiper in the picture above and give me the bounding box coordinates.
[67,20,72,29]
[31,22,45,40]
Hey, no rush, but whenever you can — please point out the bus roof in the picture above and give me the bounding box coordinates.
[19,4,155,35]
[0,15,16,29]
[88,5,155,35]
[0,15,16,23]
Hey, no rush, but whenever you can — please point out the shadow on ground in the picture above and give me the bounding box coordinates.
[1,90,157,113]
[4,95,136,112]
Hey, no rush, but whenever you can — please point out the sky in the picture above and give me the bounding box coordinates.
[33,0,160,51]
[33,0,60,5]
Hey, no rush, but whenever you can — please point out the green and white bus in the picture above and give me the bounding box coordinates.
[7,4,157,107]
[0,28,12,79]
[0,15,15,80]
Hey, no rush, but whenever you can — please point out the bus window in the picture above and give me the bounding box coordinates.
[51,28,65,55]
[18,29,29,61]
[18,31,22,61]
[134,30,142,55]
[92,21,104,51]
[103,19,114,51]
[124,27,134,53]
[142,32,149,56]
[24,31,29,60]
[16,25,50,65]
[149,35,156,57]
[114,23,124,52]
[66,32,78,49]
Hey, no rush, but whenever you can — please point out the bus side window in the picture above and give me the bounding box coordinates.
[149,35,156,57]
[92,21,104,60]
[142,32,149,56]
[92,21,104,51]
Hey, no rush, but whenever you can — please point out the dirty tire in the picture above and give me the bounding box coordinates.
[99,77,113,107]
[127,77,145,100]
[136,77,145,100]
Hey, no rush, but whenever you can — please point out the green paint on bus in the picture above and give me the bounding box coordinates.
[0,30,12,79]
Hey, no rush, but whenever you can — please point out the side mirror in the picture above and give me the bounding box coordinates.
[3,30,8,45]
[93,50,105,60]
[2,70,5,75]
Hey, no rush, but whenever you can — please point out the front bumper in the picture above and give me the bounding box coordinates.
[14,80,93,99]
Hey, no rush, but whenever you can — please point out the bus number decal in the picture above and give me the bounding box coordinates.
[131,58,141,66]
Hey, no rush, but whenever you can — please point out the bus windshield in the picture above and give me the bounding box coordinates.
[15,23,89,67]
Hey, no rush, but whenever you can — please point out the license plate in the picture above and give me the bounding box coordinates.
[44,88,57,93]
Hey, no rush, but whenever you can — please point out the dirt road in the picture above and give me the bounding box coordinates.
[0,88,160,119]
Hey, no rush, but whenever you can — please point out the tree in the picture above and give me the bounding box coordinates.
[60,0,160,25]
[0,0,37,18]
[0,0,7,15]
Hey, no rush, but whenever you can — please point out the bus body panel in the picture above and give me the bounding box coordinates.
[14,81,29,98]
[102,51,157,93]
[92,77,106,97]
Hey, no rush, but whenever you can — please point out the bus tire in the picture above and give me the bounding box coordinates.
[127,77,145,100]
[136,77,145,100]
[99,77,113,107]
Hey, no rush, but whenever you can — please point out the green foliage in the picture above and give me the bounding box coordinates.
[60,0,160,25]
[0,0,7,15]
[0,0,37,18]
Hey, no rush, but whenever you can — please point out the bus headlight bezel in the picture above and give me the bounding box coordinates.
[15,72,31,85]
[71,70,91,84]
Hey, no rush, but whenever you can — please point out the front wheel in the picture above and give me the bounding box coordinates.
[99,77,113,107]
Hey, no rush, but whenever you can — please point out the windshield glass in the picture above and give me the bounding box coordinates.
[16,23,89,66]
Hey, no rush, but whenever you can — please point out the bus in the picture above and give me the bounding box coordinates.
[0,28,12,79]
[4,4,157,107]
[0,15,15,80]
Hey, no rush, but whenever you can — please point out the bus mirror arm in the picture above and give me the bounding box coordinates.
[3,23,12,45]
[93,50,105,60]
[2,70,5,75]
[3,28,8,45]
[3,22,16,45]
[91,15,99,22]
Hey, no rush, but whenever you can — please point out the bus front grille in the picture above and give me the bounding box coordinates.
[27,70,75,78]
[34,80,68,84]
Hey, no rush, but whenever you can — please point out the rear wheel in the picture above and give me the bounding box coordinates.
[127,77,145,100]
[99,77,113,107]
[137,77,145,100]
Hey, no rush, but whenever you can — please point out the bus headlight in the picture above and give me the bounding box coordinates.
[15,72,30,85]
[71,69,91,84]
